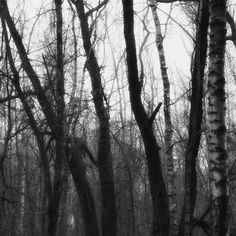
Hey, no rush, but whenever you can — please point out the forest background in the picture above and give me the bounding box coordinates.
[0,0,235,236]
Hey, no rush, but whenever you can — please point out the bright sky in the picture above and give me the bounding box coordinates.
[4,0,236,125]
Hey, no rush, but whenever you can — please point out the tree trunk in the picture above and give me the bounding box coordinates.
[68,137,100,236]
[71,1,117,235]
[122,1,170,235]
[16,152,26,236]
[48,1,66,235]
[178,1,209,235]
[207,0,228,235]
[58,178,70,236]
[149,2,177,234]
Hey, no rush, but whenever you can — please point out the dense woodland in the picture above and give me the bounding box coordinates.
[0,0,235,235]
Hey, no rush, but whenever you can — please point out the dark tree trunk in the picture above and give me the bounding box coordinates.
[68,138,100,236]
[48,1,66,235]
[178,1,209,235]
[71,1,117,236]
[122,1,170,235]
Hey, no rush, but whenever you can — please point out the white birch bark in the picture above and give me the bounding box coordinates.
[149,1,177,234]
[207,0,228,234]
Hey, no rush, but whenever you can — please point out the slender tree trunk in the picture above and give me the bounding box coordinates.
[41,168,48,236]
[71,1,117,235]
[16,153,26,236]
[207,0,228,235]
[58,178,70,236]
[127,165,136,236]
[149,2,177,234]
[178,1,209,235]
[67,1,79,133]
[122,1,170,235]
[48,1,66,235]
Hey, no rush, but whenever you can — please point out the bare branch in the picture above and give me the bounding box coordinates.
[226,11,236,47]
[148,102,162,125]
[85,0,109,17]
[0,91,36,104]
[82,144,98,166]
[155,5,196,43]
[137,8,150,89]
[1,17,53,199]
[0,0,57,133]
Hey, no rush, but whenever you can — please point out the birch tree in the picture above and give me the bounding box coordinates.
[207,0,228,235]
[149,2,177,234]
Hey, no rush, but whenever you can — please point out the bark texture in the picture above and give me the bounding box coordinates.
[122,1,170,235]
[208,0,228,235]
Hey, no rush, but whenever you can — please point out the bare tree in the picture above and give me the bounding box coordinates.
[69,1,117,235]
[68,137,100,236]
[149,1,177,234]
[0,0,67,235]
[122,1,170,235]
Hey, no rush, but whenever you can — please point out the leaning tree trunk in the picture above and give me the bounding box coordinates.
[68,137,100,236]
[149,2,177,234]
[178,1,210,235]
[71,1,117,235]
[122,1,170,235]
[207,0,228,235]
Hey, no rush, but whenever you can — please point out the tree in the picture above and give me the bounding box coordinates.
[69,1,117,235]
[1,16,53,236]
[178,1,209,235]
[207,0,228,235]
[122,1,170,235]
[0,1,67,235]
[149,1,177,234]
[67,137,100,236]
[0,0,234,235]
